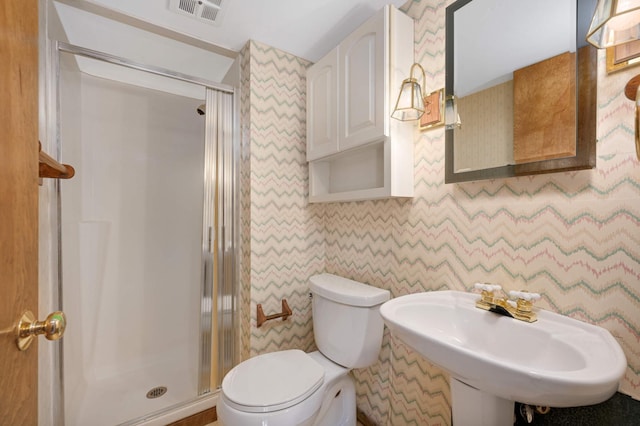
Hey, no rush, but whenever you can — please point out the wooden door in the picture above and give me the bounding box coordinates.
[0,1,40,425]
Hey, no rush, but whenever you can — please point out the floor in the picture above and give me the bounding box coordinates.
[513,393,640,425]
[207,393,640,425]
[206,418,366,425]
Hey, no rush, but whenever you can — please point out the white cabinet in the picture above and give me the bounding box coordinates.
[339,9,385,151]
[306,5,415,203]
[307,48,338,160]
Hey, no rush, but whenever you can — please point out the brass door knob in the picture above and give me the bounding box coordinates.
[16,310,66,351]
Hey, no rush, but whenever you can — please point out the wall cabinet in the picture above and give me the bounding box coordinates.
[306,5,415,203]
[338,8,385,152]
[307,48,338,160]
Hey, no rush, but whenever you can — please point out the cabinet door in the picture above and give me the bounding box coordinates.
[307,48,338,161]
[339,9,386,151]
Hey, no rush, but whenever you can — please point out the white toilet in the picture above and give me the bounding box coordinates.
[218,273,390,426]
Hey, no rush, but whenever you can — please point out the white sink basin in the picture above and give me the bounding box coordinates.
[380,291,626,424]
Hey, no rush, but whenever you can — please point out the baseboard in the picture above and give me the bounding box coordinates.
[167,406,217,426]
[357,408,378,426]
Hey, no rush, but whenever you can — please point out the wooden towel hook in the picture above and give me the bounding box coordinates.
[624,75,640,161]
[38,141,75,182]
[625,74,640,101]
[257,299,292,327]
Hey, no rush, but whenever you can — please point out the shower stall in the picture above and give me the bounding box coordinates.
[50,42,238,425]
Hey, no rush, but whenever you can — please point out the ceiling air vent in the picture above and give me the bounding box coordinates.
[169,0,226,26]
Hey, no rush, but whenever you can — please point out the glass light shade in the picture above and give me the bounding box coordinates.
[444,95,462,130]
[391,78,425,120]
[391,63,426,121]
[587,0,640,48]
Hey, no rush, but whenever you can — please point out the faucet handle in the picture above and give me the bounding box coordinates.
[474,283,502,293]
[508,290,540,302]
[474,283,501,309]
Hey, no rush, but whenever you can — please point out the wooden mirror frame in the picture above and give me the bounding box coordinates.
[444,0,597,184]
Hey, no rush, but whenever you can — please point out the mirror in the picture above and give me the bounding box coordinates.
[445,0,597,184]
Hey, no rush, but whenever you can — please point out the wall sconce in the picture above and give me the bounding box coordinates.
[587,0,640,160]
[586,0,640,48]
[391,63,426,121]
[625,75,640,160]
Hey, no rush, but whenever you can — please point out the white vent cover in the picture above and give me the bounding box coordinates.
[169,0,226,26]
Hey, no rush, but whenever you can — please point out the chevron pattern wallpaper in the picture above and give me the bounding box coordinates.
[238,41,252,363]
[238,40,325,359]
[237,0,640,424]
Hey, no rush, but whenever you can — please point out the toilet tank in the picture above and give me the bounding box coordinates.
[310,273,390,368]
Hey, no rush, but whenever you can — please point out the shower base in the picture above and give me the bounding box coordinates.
[65,362,205,426]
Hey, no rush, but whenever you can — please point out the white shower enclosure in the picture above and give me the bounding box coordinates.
[53,43,237,425]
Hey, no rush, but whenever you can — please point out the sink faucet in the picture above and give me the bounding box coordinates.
[474,283,540,323]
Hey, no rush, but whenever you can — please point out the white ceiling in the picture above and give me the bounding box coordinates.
[83,0,408,62]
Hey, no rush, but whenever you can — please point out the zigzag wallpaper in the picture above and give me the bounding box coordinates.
[238,0,640,424]
[239,40,324,359]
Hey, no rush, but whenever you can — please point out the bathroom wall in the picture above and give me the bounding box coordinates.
[323,0,640,424]
[239,2,640,425]
[238,40,325,360]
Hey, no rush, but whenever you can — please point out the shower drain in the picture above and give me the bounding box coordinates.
[146,386,168,399]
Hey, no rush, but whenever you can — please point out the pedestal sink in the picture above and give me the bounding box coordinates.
[379,291,627,426]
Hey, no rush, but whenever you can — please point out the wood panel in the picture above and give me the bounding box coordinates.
[0,0,40,425]
[513,51,576,164]
[514,45,597,176]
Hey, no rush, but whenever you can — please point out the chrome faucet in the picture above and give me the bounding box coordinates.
[474,283,540,323]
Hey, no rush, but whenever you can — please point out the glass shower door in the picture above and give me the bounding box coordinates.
[58,50,212,426]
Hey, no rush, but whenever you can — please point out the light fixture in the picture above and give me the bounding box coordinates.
[625,75,640,160]
[587,1,640,160]
[391,63,426,121]
[586,0,640,48]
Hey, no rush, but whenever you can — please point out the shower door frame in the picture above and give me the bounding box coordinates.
[47,41,239,424]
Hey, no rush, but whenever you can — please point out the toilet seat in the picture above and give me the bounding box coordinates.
[222,349,325,413]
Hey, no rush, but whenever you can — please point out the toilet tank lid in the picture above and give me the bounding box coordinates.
[309,273,390,307]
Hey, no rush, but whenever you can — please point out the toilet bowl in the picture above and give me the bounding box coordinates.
[219,350,355,425]
[218,273,390,426]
